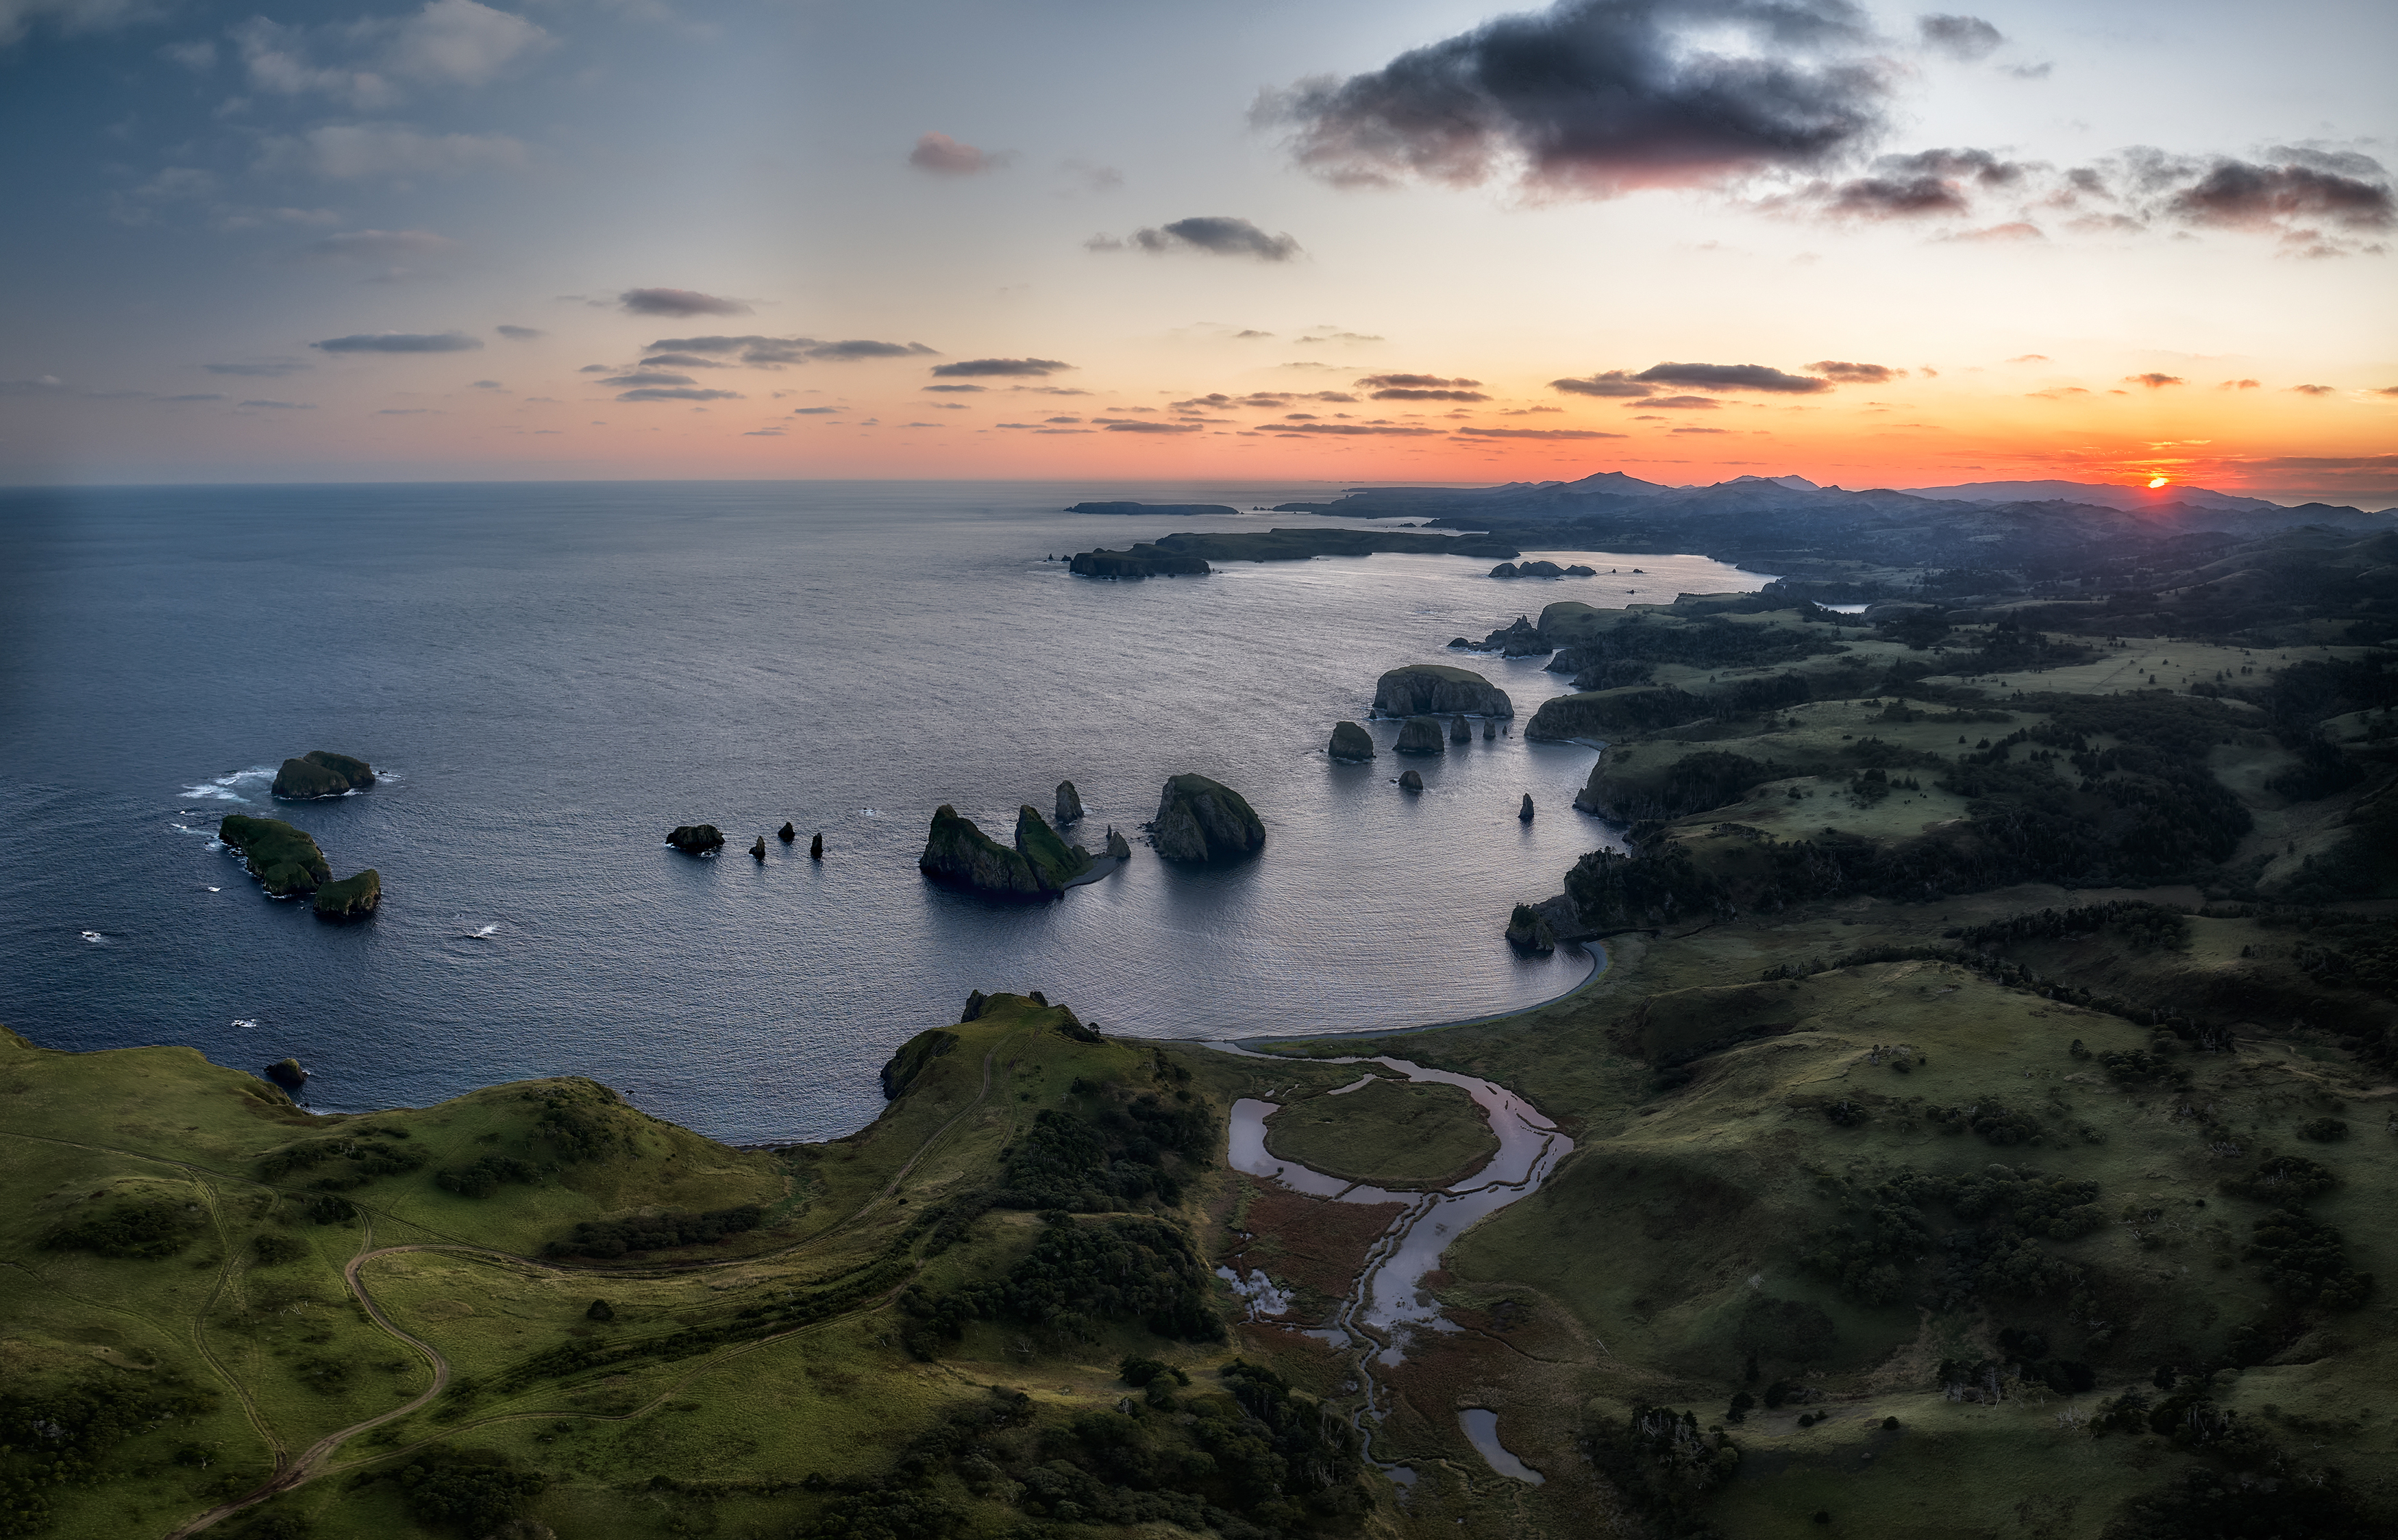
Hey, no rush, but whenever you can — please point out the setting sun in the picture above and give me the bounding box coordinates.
[2149,477,2171,488]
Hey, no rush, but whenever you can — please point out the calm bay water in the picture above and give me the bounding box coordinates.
[0,481,1759,1141]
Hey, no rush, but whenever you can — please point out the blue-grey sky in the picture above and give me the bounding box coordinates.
[1,0,2392,497]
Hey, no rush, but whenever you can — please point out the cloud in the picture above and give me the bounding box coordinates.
[2288,384,2336,396]
[1,0,153,49]
[1671,425,1731,434]
[1358,373,1480,389]
[299,227,456,261]
[618,386,742,402]
[375,407,434,414]
[639,353,723,368]
[930,358,1073,377]
[1645,395,1720,408]
[600,371,695,387]
[206,360,311,377]
[0,375,65,395]
[1455,426,1626,439]
[1942,220,2044,242]
[2123,372,2184,388]
[1270,422,1439,436]
[1807,360,1899,384]
[2372,386,2398,398]
[2005,353,2049,363]
[312,331,482,353]
[1551,370,1652,398]
[791,406,839,414]
[1372,388,1488,401]
[2170,158,2394,234]
[908,132,1011,175]
[254,123,529,179]
[1090,216,1302,261]
[1916,13,2003,61]
[471,379,502,388]
[238,399,313,409]
[1102,420,1204,434]
[1061,159,1123,192]
[1635,362,1830,393]
[924,383,985,393]
[384,0,549,88]
[2026,386,2088,399]
[495,324,542,340]
[1296,331,1383,344]
[1256,0,1890,197]
[807,339,937,360]
[620,288,751,317]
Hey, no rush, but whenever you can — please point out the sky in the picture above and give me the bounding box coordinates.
[0,0,2392,500]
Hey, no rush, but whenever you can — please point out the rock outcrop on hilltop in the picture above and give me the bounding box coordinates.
[1056,780,1084,825]
[273,751,374,800]
[1150,775,1265,862]
[218,815,331,896]
[1069,545,1212,578]
[667,824,726,854]
[1371,663,1513,719]
[1394,717,1445,754]
[1015,805,1094,888]
[312,869,380,919]
[1328,721,1375,760]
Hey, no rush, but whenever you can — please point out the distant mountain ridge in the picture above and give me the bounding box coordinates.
[1312,471,2386,519]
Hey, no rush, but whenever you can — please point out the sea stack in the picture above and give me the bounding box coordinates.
[272,751,375,800]
[750,836,767,862]
[1394,717,1444,755]
[1507,903,1557,954]
[312,869,380,919]
[1519,793,1535,822]
[1014,805,1093,889]
[1105,826,1131,859]
[778,821,796,843]
[1450,715,1472,744]
[666,824,726,854]
[811,832,824,859]
[919,806,1051,898]
[1398,769,1424,793]
[1150,775,1265,862]
[1372,663,1513,719]
[1056,780,1085,825]
[1483,719,1497,741]
[217,815,331,896]
[1328,721,1374,761]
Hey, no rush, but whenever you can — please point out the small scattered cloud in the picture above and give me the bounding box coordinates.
[792,406,839,414]
[2005,353,2049,363]
[808,339,937,360]
[470,379,502,389]
[1270,422,1439,436]
[1101,420,1203,434]
[930,357,1073,377]
[1454,426,1626,440]
[312,331,482,353]
[2170,158,2393,234]
[2026,386,2089,399]
[1645,395,1720,409]
[2124,372,2184,388]
[237,399,314,409]
[496,324,543,340]
[1943,221,2045,242]
[1061,159,1122,192]
[0,375,66,395]
[254,123,529,180]
[1671,426,1731,434]
[1551,371,1652,399]
[619,288,751,317]
[299,227,456,261]
[1294,331,1381,345]
[375,407,434,414]
[924,383,985,393]
[1089,216,1300,261]
[639,353,724,368]
[1636,362,1830,394]
[1357,373,1479,388]
[601,371,694,387]
[1807,360,1900,384]
[908,132,1011,175]
[1916,14,2003,62]
[2218,378,2262,390]
[2288,384,2336,395]
[206,360,311,377]
[618,386,742,402]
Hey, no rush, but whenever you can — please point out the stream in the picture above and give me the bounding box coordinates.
[1204,1045,1575,1485]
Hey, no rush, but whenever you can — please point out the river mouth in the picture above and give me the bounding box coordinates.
[1204,1043,1575,1480]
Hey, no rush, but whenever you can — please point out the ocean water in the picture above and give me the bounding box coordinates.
[0,481,1760,1141]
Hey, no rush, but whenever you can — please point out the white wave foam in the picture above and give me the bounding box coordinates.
[182,767,275,804]
[231,1018,262,1030]
[468,923,500,939]
[206,886,221,892]
[80,930,103,943]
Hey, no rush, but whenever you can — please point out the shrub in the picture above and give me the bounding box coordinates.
[42,1197,200,1259]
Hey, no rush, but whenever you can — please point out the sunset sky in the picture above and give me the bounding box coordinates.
[1,0,2391,500]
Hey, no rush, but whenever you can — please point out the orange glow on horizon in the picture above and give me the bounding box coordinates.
[2149,476,2170,488]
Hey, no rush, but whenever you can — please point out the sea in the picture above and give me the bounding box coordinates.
[0,481,1763,1143]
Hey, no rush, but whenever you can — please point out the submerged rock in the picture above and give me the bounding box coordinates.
[1520,793,1535,822]
[1399,769,1424,793]
[778,821,796,843]
[1394,716,1445,755]
[218,815,331,896]
[1150,774,1265,862]
[265,1058,308,1091]
[666,824,726,854]
[1105,826,1131,860]
[1450,715,1472,744]
[919,806,1051,898]
[1371,662,1513,719]
[1507,903,1557,954]
[312,869,380,919]
[273,751,375,800]
[1056,780,1085,826]
[1015,804,1093,889]
[1328,720,1375,760]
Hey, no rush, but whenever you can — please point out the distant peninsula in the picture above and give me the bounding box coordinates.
[1070,525,1520,579]
[1066,501,1241,517]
